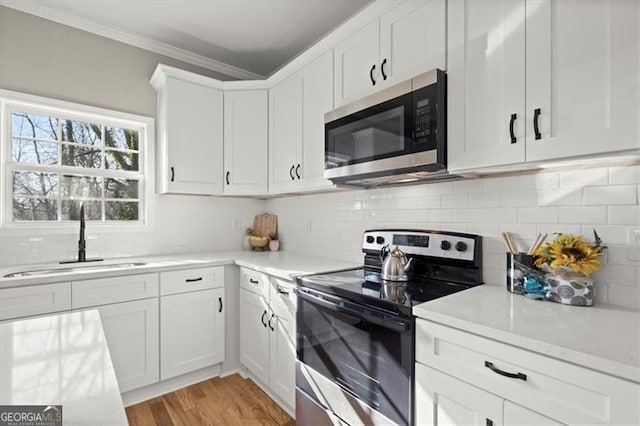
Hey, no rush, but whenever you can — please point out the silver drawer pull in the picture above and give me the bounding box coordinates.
[249,278,259,284]
[278,287,290,295]
[484,361,527,381]
[185,277,203,283]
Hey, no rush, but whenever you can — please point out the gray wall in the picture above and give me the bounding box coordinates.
[0,6,234,117]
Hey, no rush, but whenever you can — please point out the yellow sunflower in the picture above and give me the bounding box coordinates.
[534,234,602,276]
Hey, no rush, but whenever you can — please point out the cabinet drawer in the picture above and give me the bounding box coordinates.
[269,277,296,310]
[416,319,640,425]
[73,273,159,308]
[240,267,269,298]
[0,283,71,321]
[160,267,223,296]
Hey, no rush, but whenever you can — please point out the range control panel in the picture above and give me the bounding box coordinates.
[362,229,477,262]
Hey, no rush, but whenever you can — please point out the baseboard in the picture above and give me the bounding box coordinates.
[122,364,222,407]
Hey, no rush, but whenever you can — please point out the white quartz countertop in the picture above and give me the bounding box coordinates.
[414,285,640,383]
[0,250,361,288]
[0,310,128,425]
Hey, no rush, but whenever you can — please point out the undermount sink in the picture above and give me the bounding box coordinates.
[3,262,147,278]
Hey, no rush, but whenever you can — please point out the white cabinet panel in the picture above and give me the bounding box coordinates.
[160,288,225,380]
[525,0,640,161]
[223,90,268,195]
[379,0,446,84]
[72,273,158,308]
[160,266,223,296]
[504,401,563,425]
[448,0,526,171]
[0,283,71,321]
[239,288,270,385]
[151,65,224,195]
[269,301,296,409]
[93,298,159,393]
[415,363,503,426]
[333,20,380,107]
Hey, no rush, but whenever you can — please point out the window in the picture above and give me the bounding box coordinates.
[1,90,154,227]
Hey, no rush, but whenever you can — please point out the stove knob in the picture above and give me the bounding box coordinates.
[455,241,468,252]
[440,240,451,250]
[366,235,375,244]
[376,236,385,244]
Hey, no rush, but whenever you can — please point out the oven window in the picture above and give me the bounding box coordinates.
[325,95,412,169]
[297,296,412,425]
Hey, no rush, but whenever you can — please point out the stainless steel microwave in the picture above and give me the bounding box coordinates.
[324,69,449,187]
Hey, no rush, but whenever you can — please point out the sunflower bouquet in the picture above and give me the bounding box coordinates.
[533,233,604,277]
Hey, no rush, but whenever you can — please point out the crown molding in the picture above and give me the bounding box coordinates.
[1,0,265,81]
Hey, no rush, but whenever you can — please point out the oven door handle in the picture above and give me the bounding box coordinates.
[295,289,411,333]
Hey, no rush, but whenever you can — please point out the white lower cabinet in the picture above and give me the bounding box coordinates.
[415,319,640,425]
[0,282,71,321]
[160,287,225,380]
[239,268,296,410]
[93,298,159,393]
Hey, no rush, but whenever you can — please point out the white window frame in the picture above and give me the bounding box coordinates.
[0,90,155,234]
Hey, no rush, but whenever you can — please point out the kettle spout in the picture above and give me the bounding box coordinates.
[404,257,414,272]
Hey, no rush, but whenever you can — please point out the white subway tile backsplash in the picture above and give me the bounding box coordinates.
[483,176,519,192]
[455,208,483,223]
[608,206,640,225]
[609,165,640,185]
[500,190,538,207]
[581,225,630,245]
[538,188,583,206]
[558,206,608,224]
[429,209,456,223]
[559,169,608,187]
[583,185,638,205]
[518,207,558,224]
[518,172,559,189]
[484,207,518,223]
[455,179,484,194]
[469,192,501,208]
[441,194,469,208]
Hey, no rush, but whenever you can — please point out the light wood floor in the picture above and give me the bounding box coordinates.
[126,374,294,426]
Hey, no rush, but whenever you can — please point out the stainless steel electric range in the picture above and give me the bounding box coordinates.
[295,229,483,425]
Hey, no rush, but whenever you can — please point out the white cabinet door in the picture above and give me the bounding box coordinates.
[525,0,640,161]
[94,298,159,392]
[379,0,446,85]
[504,401,563,425]
[239,288,270,385]
[0,282,71,321]
[153,69,224,195]
[160,288,225,380]
[415,363,503,426]
[269,73,303,193]
[269,302,296,409]
[333,20,380,107]
[301,50,334,191]
[223,90,268,195]
[447,0,527,172]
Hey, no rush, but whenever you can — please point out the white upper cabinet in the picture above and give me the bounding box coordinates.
[447,0,527,171]
[334,0,446,107]
[223,90,268,195]
[269,51,334,194]
[525,0,640,162]
[448,0,640,173]
[151,65,224,195]
[269,72,304,193]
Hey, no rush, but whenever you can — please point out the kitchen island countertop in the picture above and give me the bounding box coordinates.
[414,284,640,383]
[0,310,128,425]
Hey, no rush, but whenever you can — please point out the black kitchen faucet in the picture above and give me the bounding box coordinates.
[60,204,103,264]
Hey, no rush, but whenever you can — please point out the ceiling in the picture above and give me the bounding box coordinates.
[2,0,373,79]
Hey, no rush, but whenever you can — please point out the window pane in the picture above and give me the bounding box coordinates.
[105,178,138,199]
[61,175,102,198]
[12,139,58,165]
[13,171,58,197]
[105,201,138,221]
[62,143,102,168]
[105,127,139,151]
[13,197,58,221]
[61,119,102,146]
[105,150,139,171]
[12,112,58,140]
[61,200,101,221]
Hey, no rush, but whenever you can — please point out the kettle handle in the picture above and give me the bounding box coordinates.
[379,244,390,263]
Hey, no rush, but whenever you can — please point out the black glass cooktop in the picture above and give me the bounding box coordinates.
[297,268,474,316]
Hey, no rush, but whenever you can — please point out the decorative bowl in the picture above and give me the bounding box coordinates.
[249,236,269,250]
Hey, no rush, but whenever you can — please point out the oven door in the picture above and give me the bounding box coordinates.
[296,287,414,426]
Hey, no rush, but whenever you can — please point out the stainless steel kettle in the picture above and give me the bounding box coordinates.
[380,245,414,281]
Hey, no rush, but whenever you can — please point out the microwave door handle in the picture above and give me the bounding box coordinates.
[295,289,410,333]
